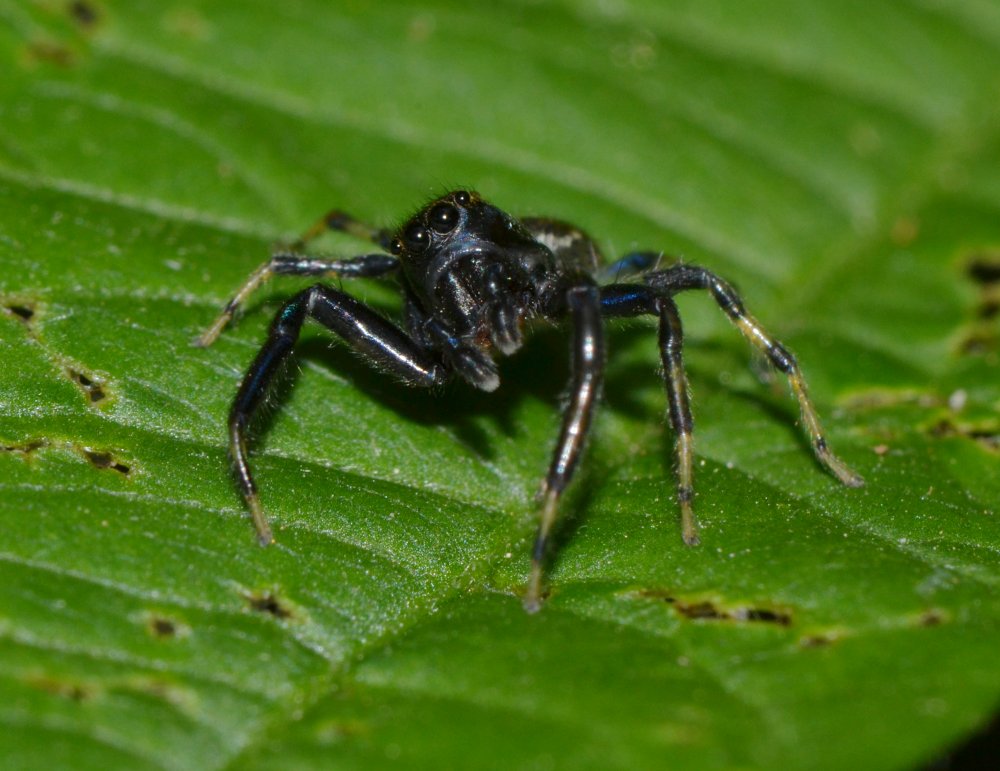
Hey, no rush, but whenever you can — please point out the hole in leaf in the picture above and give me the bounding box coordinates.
[244,589,295,620]
[917,608,948,627]
[141,610,189,640]
[928,418,1000,453]
[3,301,116,408]
[3,438,135,476]
[142,612,190,640]
[3,302,36,324]
[2,439,47,456]
[632,589,792,626]
[82,448,131,475]
[968,257,1000,285]
[148,617,177,637]
[69,0,100,27]
[67,367,107,404]
[734,607,792,625]
[674,600,726,621]
[960,253,1000,354]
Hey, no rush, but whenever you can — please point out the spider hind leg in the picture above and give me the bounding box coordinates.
[599,284,701,545]
[646,265,864,488]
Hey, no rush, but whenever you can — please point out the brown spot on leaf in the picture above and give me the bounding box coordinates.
[67,368,107,404]
[960,253,1000,355]
[81,448,131,476]
[26,675,97,702]
[2,439,47,456]
[147,616,178,638]
[3,439,134,477]
[2,302,118,410]
[917,608,948,627]
[674,600,726,621]
[891,216,919,246]
[929,418,999,453]
[3,303,36,324]
[152,618,176,637]
[69,0,100,27]
[968,256,1000,285]
[244,589,295,620]
[24,39,76,67]
[734,607,792,625]
[800,632,838,648]
[632,589,792,626]
[141,611,189,640]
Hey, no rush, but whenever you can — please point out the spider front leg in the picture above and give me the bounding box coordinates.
[525,282,605,612]
[194,252,399,348]
[228,284,446,545]
[290,207,394,252]
[646,265,864,488]
[194,206,395,348]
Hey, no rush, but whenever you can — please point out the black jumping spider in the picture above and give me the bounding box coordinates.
[196,190,863,611]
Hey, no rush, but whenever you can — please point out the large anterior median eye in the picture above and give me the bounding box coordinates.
[403,221,430,252]
[429,202,459,234]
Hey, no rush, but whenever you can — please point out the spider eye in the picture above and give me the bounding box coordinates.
[454,190,471,206]
[403,222,430,252]
[429,202,459,234]
[389,238,403,255]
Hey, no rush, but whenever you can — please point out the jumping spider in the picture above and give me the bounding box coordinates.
[196,190,863,611]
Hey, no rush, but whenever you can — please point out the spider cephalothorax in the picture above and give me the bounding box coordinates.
[196,190,863,611]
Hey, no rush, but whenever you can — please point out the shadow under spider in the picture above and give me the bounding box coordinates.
[242,305,815,482]
[278,322,572,461]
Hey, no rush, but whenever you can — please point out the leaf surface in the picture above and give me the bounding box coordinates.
[1,1,998,769]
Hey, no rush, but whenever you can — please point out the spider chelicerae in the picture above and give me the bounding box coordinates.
[196,190,864,611]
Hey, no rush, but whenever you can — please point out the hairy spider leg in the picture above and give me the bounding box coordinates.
[646,265,864,488]
[598,250,663,283]
[195,205,395,348]
[658,297,699,545]
[290,208,394,252]
[598,285,700,544]
[228,284,446,545]
[195,252,398,348]
[524,283,605,613]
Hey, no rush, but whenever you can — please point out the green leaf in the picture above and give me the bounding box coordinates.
[2,1,999,769]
